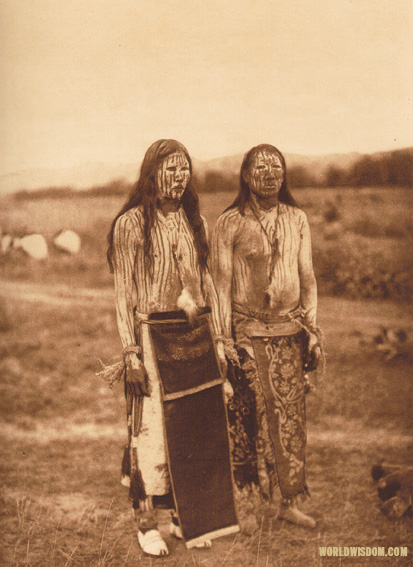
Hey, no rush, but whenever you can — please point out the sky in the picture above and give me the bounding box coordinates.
[0,0,412,175]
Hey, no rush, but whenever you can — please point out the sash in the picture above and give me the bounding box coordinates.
[143,309,239,548]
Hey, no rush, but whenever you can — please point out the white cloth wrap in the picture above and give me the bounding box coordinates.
[135,317,170,496]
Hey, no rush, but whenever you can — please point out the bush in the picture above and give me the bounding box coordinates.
[315,244,412,302]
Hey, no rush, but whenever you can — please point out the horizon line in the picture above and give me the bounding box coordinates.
[1,144,412,178]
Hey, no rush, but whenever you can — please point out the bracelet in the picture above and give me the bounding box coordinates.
[215,336,240,367]
[123,345,142,359]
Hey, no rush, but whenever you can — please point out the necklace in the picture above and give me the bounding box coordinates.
[163,208,183,266]
[251,202,280,283]
[169,210,189,292]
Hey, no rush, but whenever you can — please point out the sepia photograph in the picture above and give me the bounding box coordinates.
[0,1,412,565]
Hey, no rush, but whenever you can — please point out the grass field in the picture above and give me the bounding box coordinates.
[0,187,412,565]
[1,186,412,298]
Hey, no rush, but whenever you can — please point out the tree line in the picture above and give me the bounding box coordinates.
[195,148,412,192]
[322,148,412,188]
[14,148,412,200]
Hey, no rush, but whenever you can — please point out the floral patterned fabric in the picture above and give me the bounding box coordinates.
[252,332,308,500]
[227,329,308,501]
[226,359,259,488]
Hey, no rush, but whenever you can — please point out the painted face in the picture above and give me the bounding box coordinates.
[156,152,191,200]
[244,150,284,199]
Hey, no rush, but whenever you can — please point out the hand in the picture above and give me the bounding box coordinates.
[309,330,322,361]
[126,355,149,397]
[216,340,228,378]
[308,331,319,351]
[218,356,228,379]
[305,332,321,372]
[222,379,234,403]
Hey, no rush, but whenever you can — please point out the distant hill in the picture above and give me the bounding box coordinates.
[0,158,213,195]
[0,162,141,195]
[198,152,362,184]
[0,149,410,194]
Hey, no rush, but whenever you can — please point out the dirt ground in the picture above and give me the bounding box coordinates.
[0,278,412,566]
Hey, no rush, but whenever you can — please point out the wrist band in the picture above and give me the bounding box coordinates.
[215,336,240,367]
[123,345,142,359]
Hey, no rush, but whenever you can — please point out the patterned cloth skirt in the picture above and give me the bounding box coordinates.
[227,330,309,502]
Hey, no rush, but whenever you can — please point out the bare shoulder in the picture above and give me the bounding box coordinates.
[116,206,144,230]
[215,207,242,230]
[281,203,308,225]
[121,205,143,221]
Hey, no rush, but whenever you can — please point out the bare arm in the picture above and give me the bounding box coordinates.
[210,213,236,339]
[298,211,317,329]
[113,213,140,349]
[202,269,222,335]
[113,212,149,396]
[200,215,223,338]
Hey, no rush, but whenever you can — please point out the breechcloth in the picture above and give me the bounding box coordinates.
[251,332,308,501]
[135,308,239,548]
[227,324,309,502]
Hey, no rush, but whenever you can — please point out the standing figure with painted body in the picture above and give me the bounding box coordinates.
[106,140,238,556]
[211,144,323,530]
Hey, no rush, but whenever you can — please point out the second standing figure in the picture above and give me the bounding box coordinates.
[211,143,322,529]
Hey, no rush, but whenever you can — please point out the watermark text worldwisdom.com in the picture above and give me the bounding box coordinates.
[319,546,408,558]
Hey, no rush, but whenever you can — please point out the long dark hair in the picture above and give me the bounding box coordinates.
[107,139,208,273]
[226,144,298,214]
